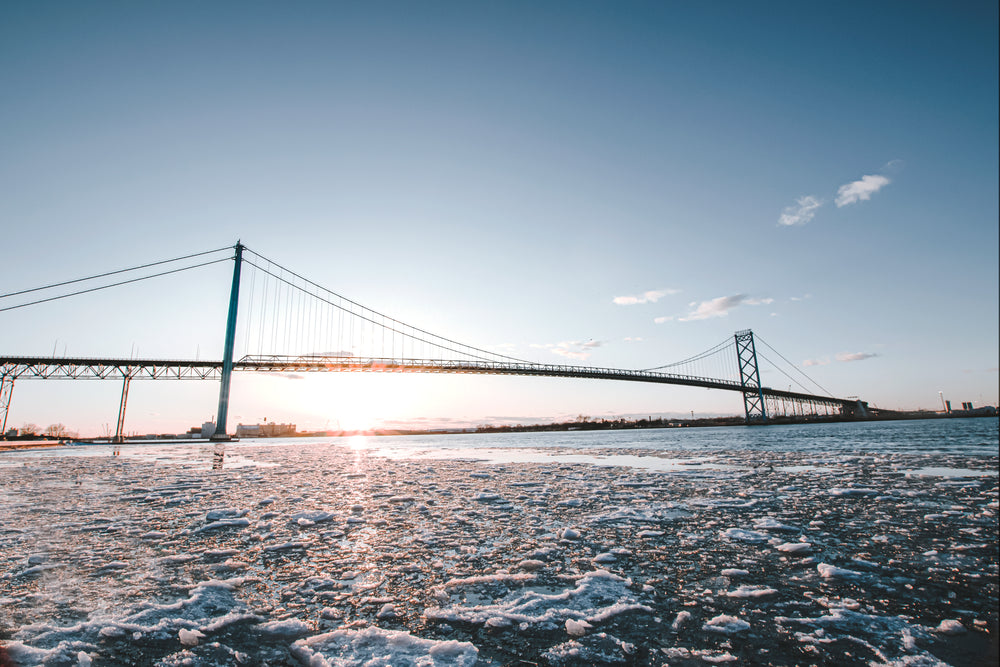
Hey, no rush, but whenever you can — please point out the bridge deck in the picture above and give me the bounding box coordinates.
[1,355,853,407]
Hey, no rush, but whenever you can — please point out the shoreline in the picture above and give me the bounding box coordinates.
[4,411,995,446]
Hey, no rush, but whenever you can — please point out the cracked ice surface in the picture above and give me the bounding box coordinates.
[0,423,997,666]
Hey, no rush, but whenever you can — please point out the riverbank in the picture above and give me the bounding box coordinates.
[0,440,62,453]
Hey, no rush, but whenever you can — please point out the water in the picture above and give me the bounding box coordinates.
[2,417,996,666]
[4,417,996,477]
[6,417,996,471]
[352,417,1000,457]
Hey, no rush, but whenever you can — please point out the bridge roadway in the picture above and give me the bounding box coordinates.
[0,354,855,411]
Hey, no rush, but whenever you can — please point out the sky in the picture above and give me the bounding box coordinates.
[1,1,997,437]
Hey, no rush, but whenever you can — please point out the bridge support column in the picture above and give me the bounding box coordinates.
[212,242,244,441]
[113,375,131,444]
[735,329,767,424]
[1,375,14,437]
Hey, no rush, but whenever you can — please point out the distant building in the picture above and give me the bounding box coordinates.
[235,422,297,438]
[954,402,995,416]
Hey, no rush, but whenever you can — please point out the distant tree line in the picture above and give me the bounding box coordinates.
[472,415,745,433]
[4,422,79,440]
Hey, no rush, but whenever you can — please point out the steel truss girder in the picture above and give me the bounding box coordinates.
[0,358,223,380]
[763,393,842,418]
[235,355,748,390]
[0,353,861,413]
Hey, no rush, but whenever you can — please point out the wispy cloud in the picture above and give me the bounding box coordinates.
[805,350,879,365]
[613,288,679,306]
[531,340,604,361]
[623,337,644,342]
[779,162,898,226]
[778,195,823,226]
[679,294,772,321]
[883,159,904,172]
[835,175,890,207]
[835,352,879,362]
[653,316,674,324]
[680,294,748,321]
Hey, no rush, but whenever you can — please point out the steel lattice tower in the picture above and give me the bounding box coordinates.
[735,329,767,424]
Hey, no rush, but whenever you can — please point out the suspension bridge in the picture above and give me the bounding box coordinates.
[1,243,869,441]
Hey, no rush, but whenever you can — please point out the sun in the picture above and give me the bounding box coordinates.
[337,411,378,434]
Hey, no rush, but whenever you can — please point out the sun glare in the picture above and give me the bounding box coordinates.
[336,409,379,434]
[347,435,369,450]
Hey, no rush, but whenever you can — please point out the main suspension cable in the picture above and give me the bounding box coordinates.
[240,257,517,363]
[755,334,834,397]
[0,246,233,300]
[242,247,535,364]
[0,257,233,313]
[757,350,813,394]
[639,337,732,372]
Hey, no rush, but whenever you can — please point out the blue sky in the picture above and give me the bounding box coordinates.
[2,1,997,435]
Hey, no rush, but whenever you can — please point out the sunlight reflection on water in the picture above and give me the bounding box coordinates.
[371,446,737,472]
[347,435,370,450]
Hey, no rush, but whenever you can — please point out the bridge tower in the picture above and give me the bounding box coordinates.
[734,329,767,424]
[1,374,14,435]
[211,242,243,441]
[113,375,132,444]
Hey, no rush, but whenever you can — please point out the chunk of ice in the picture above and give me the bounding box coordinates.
[817,563,862,579]
[776,542,812,554]
[702,615,750,634]
[721,528,770,543]
[178,628,203,646]
[726,585,777,598]
[935,619,966,635]
[290,627,478,667]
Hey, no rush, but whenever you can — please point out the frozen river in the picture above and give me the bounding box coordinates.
[1,418,997,665]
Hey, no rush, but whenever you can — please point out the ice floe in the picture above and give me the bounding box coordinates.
[425,570,652,629]
[290,627,479,667]
[702,614,750,633]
